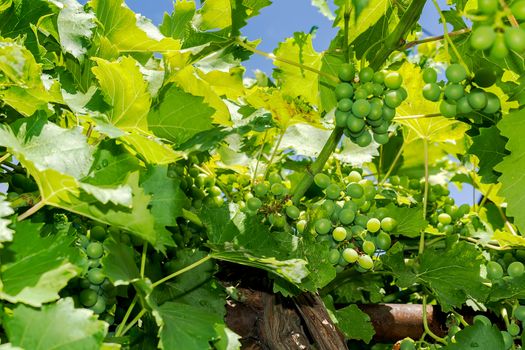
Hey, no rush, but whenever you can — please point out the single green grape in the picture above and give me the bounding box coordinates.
[438,213,452,225]
[362,240,376,255]
[478,0,499,14]
[440,100,457,118]
[399,339,416,350]
[332,227,347,241]
[86,242,104,259]
[247,197,263,211]
[446,64,467,83]
[352,99,371,118]
[315,218,332,235]
[376,231,392,250]
[473,315,492,326]
[359,67,374,82]
[326,184,342,200]
[271,183,286,196]
[511,0,525,20]
[423,83,441,101]
[254,183,269,197]
[382,105,395,121]
[505,27,525,52]
[490,33,510,59]
[338,98,353,112]
[457,96,473,114]
[422,68,438,83]
[366,218,381,233]
[269,213,286,228]
[373,71,385,84]
[473,66,500,87]
[355,130,372,147]
[467,89,488,110]
[384,90,403,108]
[483,93,501,114]
[335,110,350,127]
[286,205,300,220]
[444,83,464,101]
[79,289,98,307]
[373,133,389,145]
[314,173,331,189]
[342,248,359,263]
[90,225,107,241]
[328,249,341,264]
[335,82,354,100]
[347,183,364,198]
[339,209,356,225]
[508,261,525,278]
[87,268,106,285]
[380,217,397,232]
[357,254,374,270]
[90,296,107,314]
[514,305,525,322]
[338,63,356,82]
[347,170,362,183]
[384,71,403,89]
[508,322,520,336]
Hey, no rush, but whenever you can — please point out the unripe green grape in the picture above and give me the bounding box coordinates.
[355,130,372,147]
[347,183,364,198]
[315,218,332,235]
[483,93,501,114]
[338,98,353,112]
[247,197,262,211]
[467,89,488,110]
[352,99,371,118]
[296,220,307,233]
[501,331,513,350]
[363,82,375,94]
[357,254,374,270]
[322,200,336,216]
[372,122,389,134]
[79,289,98,307]
[508,322,520,336]
[373,71,385,84]
[86,242,104,259]
[382,105,395,121]
[380,217,397,232]
[444,83,464,101]
[367,101,383,121]
[347,170,362,183]
[384,71,403,89]
[268,172,282,184]
[354,215,369,228]
[508,261,525,277]
[376,231,391,250]
[474,67,500,87]
[326,184,342,200]
[446,64,467,83]
[354,88,368,100]
[367,117,384,127]
[328,249,341,264]
[490,33,509,59]
[90,297,106,314]
[271,183,286,196]
[339,209,355,225]
[332,227,347,241]
[286,205,300,219]
[335,82,354,100]
[359,67,374,82]
[87,268,106,285]
[335,110,350,127]
[511,0,525,20]
[314,173,331,189]
[90,225,107,241]
[399,339,416,350]
[209,185,222,197]
[423,83,441,101]
[374,207,389,220]
[347,116,366,133]
[384,90,403,108]
[373,133,389,145]
[372,83,384,96]
[438,213,452,225]
[440,100,457,118]
[360,200,372,212]
[338,63,356,82]
[514,305,525,321]
[457,96,473,114]
[478,0,499,14]
[505,27,525,52]
[351,225,366,237]
[473,314,492,326]
[422,68,438,83]
[367,218,381,233]
[269,213,286,228]
[254,183,269,197]
[342,248,359,263]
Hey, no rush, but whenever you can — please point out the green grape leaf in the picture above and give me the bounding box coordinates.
[312,0,335,20]
[492,230,525,248]
[160,0,196,40]
[0,221,83,307]
[386,204,428,238]
[416,241,489,312]
[119,133,182,165]
[336,0,390,45]
[444,322,505,350]
[468,126,507,184]
[202,206,309,285]
[4,298,108,350]
[148,85,215,147]
[353,9,399,60]
[90,0,180,52]
[101,239,140,286]
[489,274,525,301]
[279,124,331,158]
[381,243,417,288]
[213,324,242,350]
[273,33,322,107]
[334,304,375,343]
[495,110,525,233]
[0,195,14,247]
[192,0,232,31]
[140,165,189,226]
[92,57,151,132]
[319,51,344,112]
[52,0,96,58]
[296,239,336,291]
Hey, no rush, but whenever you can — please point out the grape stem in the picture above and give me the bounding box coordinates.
[235,39,339,83]
[17,199,45,221]
[476,183,494,213]
[151,255,212,288]
[343,4,351,63]
[497,205,519,236]
[401,28,471,50]
[499,0,519,27]
[419,139,429,255]
[379,143,405,186]
[115,296,138,337]
[0,153,10,164]
[395,113,441,120]
[422,295,448,345]
[252,130,268,183]
[460,236,508,251]
[263,127,288,179]
[120,309,147,337]
[140,243,148,279]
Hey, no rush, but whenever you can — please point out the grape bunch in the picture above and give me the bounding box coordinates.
[334,63,407,147]
[470,0,525,58]
[470,311,523,350]
[421,64,501,118]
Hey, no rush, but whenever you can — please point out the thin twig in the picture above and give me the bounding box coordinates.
[395,113,441,121]
[422,295,448,345]
[120,309,147,336]
[151,255,212,288]
[499,0,519,27]
[115,296,138,337]
[263,127,287,179]
[0,153,10,164]
[379,143,405,185]
[17,200,45,221]
[497,206,518,236]
[401,28,471,50]
[419,139,429,255]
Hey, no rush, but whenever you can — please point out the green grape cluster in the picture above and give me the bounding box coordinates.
[71,222,119,319]
[470,0,525,58]
[305,171,397,272]
[471,313,522,350]
[334,63,408,147]
[421,65,501,118]
[486,256,525,281]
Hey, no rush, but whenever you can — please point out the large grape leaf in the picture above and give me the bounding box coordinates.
[336,0,390,45]
[202,206,309,285]
[4,298,108,350]
[495,110,525,233]
[0,195,14,247]
[489,274,525,301]
[0,221,83,307]
[159,0,196,40]
[334,304,375,343]
[90,0,180,52]
[386,204,428,238]
[50,0,97,58]
[192,0,231,31]
[273,33,323,107]
[444,322,505,350]
[148,85,215,147]
[468,126,507,184]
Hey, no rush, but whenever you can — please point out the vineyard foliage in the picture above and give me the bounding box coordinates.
[0,0,525,349]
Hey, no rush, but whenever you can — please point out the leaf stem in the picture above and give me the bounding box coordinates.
[252,130,268,183]
[151,255,211,288]
[140,243,148,279]
[499,0,519,27]
[460,236,507,251]
[497,206,518,236]
[17,200,45,221]
[379,142,405,185]
[115,296,138,337]
[476,184,494,213]
[431,0,471,75]
[120,309,147,336]
[395,113,441,120]
[343,5,351,63]
[264,127,287,178]
[419,139,429,255]
[291,127,344,203]
[422,295,448,345]
[236,39,339,83]
[401,28,471,50]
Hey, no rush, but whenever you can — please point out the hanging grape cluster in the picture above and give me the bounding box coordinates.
[421,64,501,118]
[470,0,525,57]
[334,63,408,147]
